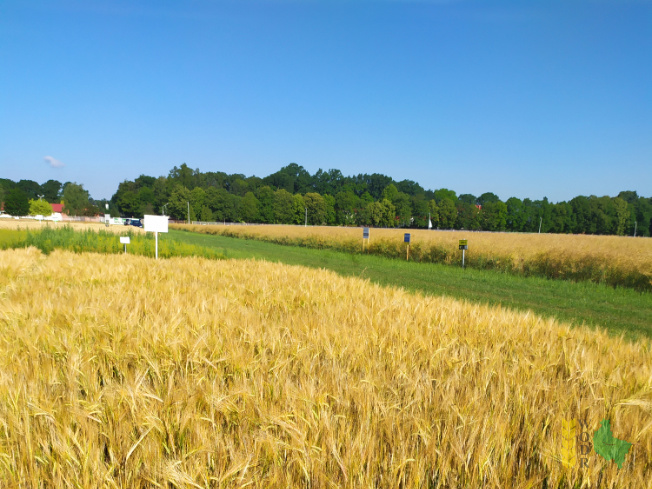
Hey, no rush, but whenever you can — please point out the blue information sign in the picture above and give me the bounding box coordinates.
[363,227,370,239]
[404,233,411,243]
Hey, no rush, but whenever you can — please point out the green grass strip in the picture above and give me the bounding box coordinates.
[170,229,652,342]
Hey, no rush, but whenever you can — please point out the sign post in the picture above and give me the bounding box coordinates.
[144,215,169,259]
[362,227,370,251]
[120,236,130,254]
[459,239,468,268]
[404,233,411,261]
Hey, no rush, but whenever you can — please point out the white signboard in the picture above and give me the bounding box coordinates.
[144,215,169,233]
[120,237,130,244]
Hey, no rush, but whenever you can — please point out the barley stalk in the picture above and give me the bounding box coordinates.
[0,248,650,487]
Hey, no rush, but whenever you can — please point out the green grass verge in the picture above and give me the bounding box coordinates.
[170,229,652,341]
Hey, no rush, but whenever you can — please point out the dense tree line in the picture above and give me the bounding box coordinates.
[106,163,651,237]
[0,178,103,216]
[2,166,650,236]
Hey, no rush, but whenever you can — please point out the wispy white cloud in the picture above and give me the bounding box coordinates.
[44,156,65,168]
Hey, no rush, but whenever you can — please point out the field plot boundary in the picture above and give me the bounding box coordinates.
[172,224,652,292]
[169,229,652,342]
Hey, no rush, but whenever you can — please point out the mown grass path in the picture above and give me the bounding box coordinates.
[169,230,652,341]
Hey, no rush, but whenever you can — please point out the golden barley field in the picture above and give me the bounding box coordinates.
[0,248,651,488]
[177,224,652,290]
[0,218,145,234]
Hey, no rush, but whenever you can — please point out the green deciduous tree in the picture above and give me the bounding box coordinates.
[381,184,399,202]
[168,185,191,221]
[152,177,169,211]
[506,197,526,232]
[245,176,263,194]
[481,201,508,231]
[113,181,139,217]
[396,179,424,196]
[190,187,206,219]
[62,183,93,216]
[549,202,573,234]
[334,190,360,225]
[17,180,41,201]
[477,192,500,206]
[323,194,336,225]
[138,187,156,216]
[363,174,393,200]
[231,178,249,197]
[273,189,295,224]
[360,191,374,204]
[456,201,481,230]
[591,196,613,235]
[392,192,412,227]
[365,199,396,227]
[168,163,195,189]
[313,168,343,195]
[633,197,652,237]
[256,186,275,223]
[570,196,591,234]
[29,199,53,216]
[263,169,295,193]
[4,188,30,216]
[410,194,429,228]
[273,163,311,194]
[522,198,551,233]
[41,180,62,203]
[206,187,237,222]
[612,197,630,236]
[434,188,457,204]
[458,194,477,205]
[0,178,16,195]
[200,205,213,221]
[437,199,457,228]
[293,194,306,225]
[240,192,260,222]
[304,193,327,225]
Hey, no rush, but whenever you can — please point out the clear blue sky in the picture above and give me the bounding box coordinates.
[1,0,650,202]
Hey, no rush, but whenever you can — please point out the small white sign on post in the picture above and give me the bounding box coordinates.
[120,236,130,254]
[144,215,169,259]
[362,227,370,252]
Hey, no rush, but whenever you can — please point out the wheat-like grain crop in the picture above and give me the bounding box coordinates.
[0,248,650,487]
[177,224,652,290]
[0,218,145,234]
